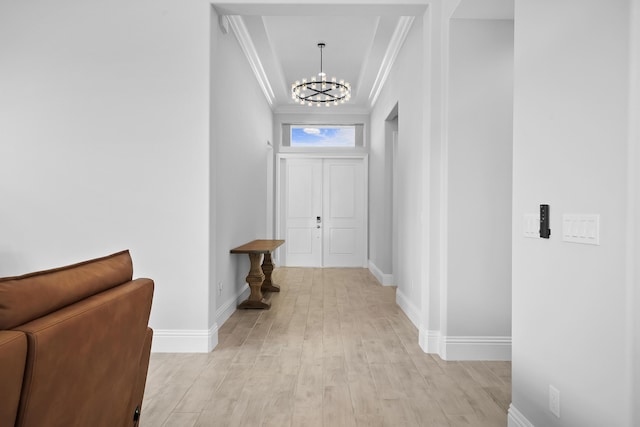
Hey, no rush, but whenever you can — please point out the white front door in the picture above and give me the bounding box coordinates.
[284,159,323,267]
[322,159,365,267]
[282,157,366,267]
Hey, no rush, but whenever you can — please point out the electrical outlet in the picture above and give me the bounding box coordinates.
[217,281,223,296]
[549,385,560,418]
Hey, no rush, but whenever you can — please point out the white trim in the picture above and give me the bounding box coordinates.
[368,259,394,286]
[438,6,452,355]
[216,284,251,327]
[369,16,415,108]
[152,285,252,353]
[226,15,275,107]
[508,404,535,427]
[278,153,369,159]
[440,335,511,361]
[628,1,640,424]
[418,327,442,354]
[151,324,218,353]
[419,330,511,361]
[275,104,371,115]
[419,1,440,367]
[396,287,420,328]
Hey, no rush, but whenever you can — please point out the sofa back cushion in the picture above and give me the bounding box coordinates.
[0,250,133,330]
[14,278,154,427]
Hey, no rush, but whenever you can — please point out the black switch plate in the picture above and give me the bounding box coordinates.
[540,204,551,238]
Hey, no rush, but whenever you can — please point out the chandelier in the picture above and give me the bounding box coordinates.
[291,42,351,107]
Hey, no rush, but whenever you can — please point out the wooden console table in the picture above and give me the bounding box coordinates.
[230,239,285,309]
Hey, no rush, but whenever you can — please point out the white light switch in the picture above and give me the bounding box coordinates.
[562,214,600,245]
[524,213,539,238]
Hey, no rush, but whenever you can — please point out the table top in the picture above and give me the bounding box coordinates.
[230,239,285,254]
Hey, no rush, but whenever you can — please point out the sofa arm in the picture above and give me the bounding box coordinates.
[129,327,153,426]
[0,331,27,427]
[14,278,153,427]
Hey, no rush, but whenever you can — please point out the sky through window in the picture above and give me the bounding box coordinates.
[290,126,356,147]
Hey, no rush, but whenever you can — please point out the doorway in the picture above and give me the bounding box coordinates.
[386,105,399,285]
[277,156,367,267]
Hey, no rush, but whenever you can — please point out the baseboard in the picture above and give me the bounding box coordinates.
[216,284,250,327]
[508,404,535,427]
[150,285,250,353]
[151,324,218,353]
[441,335,512,361]
[368,260,394,286]
[419,327,442,354]
[396,288,420,328]
[418,329,511,361]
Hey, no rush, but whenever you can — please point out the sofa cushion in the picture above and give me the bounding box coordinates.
[0,250,133,330]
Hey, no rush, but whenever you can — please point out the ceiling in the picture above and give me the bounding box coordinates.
[213,1,514,114]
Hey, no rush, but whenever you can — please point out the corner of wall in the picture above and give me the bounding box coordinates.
[396,287,420,327]
[508,404,536,427]
[215,284,250,328]
[368,260,394,286]
[418,327,442,355]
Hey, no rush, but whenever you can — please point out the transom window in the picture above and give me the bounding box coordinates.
[281,123,365,149]
[291,125,356,148]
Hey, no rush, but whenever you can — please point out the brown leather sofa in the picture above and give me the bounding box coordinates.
[0,250,154,427]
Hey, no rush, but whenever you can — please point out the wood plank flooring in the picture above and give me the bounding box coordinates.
[141,268,511,427]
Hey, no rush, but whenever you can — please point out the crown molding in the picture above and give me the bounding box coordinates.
[225,15,276,107]
[368,16,415,108]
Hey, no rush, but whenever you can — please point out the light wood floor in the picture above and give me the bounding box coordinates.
[141,268,511,427]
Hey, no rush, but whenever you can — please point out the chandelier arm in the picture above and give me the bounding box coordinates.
[292,87,350,102]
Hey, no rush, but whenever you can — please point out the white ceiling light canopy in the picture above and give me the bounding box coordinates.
[291,42,351,107]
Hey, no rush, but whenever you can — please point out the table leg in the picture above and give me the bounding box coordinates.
[261,252,281,293]
[238,253,270,309]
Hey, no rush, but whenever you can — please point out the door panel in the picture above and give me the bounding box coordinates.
[328,228,356,254]
[328,165,355,218]
[323,159,365,267]
[284,159,322,266]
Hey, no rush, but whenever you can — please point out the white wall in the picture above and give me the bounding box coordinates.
[445,18,513,356]
[631,3,640,424]
[511,0,634,425]
[211,14,274,329]
[401,2,515,361]
[0,0,212,349]
[370,18,425,326]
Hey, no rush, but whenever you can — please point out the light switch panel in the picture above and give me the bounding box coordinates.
[562,214,600,245]
[524,214,539,238]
